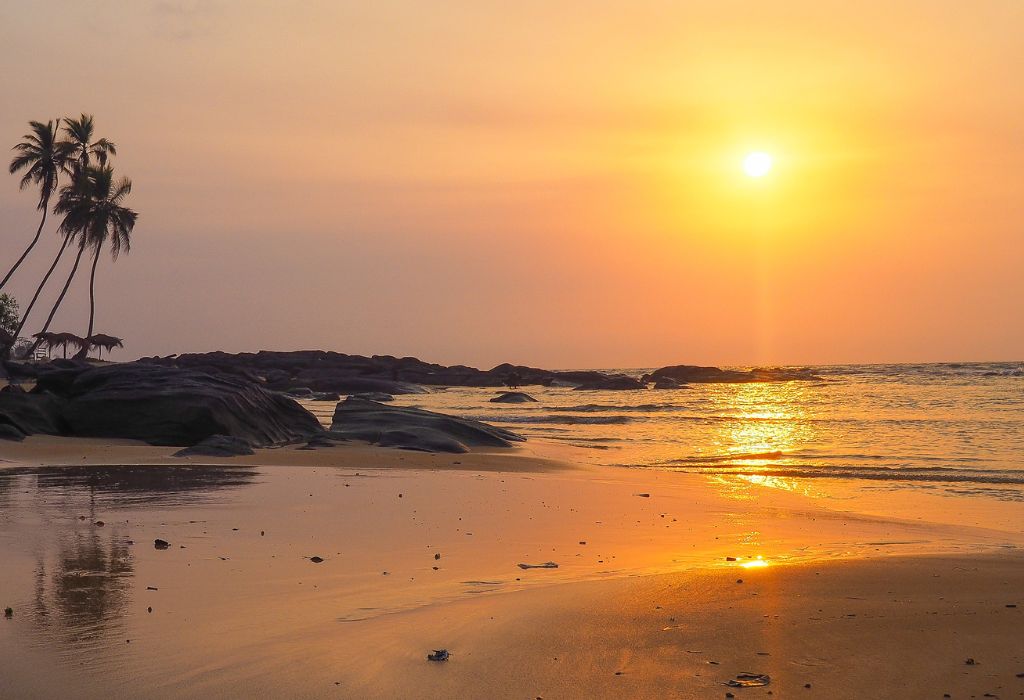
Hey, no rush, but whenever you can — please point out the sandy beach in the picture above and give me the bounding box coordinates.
[1,436,1021,699]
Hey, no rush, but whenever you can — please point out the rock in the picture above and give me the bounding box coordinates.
[173,435,255,458]
[426,649,449,662]
[573,375,645,391]
[305,434,345,448]
[310,556,324,563]
[0,423,25,441]
[517,562,558,569]
[0,391,66,436]
[351,392,394,402]
[154,539,170,550]
[285,388,340,401]
[642,364,821,384]
[724,673,770,688]
[57,363,323,446]
[490,391,538,403]
[3,607,12,618]
[138,350,633,390]
[0,383,25,393]
[331,397,524,453]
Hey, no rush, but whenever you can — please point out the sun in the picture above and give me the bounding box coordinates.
[742,151,773,178]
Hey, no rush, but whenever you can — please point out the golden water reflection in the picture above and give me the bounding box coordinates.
[699,381,824,499]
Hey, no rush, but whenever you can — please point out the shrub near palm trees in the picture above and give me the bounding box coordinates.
[3,120,70,291]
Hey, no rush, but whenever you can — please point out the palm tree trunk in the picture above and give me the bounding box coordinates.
[86,244,100,337]
[72,245,102,360]
[0,204,48,292]
[25,242,87,358]
[6,234,72,358]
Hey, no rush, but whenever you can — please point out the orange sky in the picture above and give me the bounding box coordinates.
[1,1,1022,368]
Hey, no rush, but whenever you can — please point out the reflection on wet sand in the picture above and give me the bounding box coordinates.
[0,465,259,654]
[0,460,1019,699]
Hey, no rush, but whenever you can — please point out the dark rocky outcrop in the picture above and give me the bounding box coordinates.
[0,423,25,441]
[490,391,538,403]
[58,364,323,446]
[0,391,66,435]
[573,375,646,391]
[136,351,615,390]
[330,396,523,453]
[641,365,822,384]
[173,435,255,457]
[0,362,322,447]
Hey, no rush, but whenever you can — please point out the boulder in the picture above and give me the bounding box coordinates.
[0,423,25,441]
[351,392,395,402]
[330,397,524,453]
[173,435,255,457]
[573,375,646,391]
[58,364,323,446]
[0,391,66,435]
[490,391,538,403]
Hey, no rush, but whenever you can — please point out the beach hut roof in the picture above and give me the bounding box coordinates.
[86,334,125,350]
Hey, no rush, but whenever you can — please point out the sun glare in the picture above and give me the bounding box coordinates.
[742,151,773,177]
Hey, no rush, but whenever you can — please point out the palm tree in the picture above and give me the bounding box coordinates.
[3,120,70,292]
[61,114,116,175]
[26,166,136,359]
[76,167,136,350]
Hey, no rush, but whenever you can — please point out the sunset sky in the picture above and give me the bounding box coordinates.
[1,1,1022,368]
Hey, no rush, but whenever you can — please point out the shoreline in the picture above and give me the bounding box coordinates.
[1,436,1022,698]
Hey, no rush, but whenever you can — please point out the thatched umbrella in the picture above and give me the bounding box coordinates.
[36,332,88,359]
[85,334,124,360]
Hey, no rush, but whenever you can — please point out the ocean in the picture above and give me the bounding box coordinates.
[310,362,1024,502]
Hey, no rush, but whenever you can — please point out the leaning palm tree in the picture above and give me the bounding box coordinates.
[26,166,136,359]
[61,114,116,175]
[77,167,136,346]
[3,120,71,292]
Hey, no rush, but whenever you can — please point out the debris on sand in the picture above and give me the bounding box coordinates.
[427,649,450,662]
[518,562,559,570]
[310,556,324,563]
[154,539,170,550]
[724,673,771,688]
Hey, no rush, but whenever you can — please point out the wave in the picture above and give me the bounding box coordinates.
[549,403,686,413]
[477,414,633,425]
[662,464,1024,485]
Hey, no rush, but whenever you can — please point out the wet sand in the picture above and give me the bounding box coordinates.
[0,436,1022,698]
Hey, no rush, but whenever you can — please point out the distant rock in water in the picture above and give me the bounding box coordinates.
[174,435,255,457]
[490,391,538,403]
[0,362,323,447]
[641,365,822,384]
[331,396,524,453]
[573,375,646,391]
